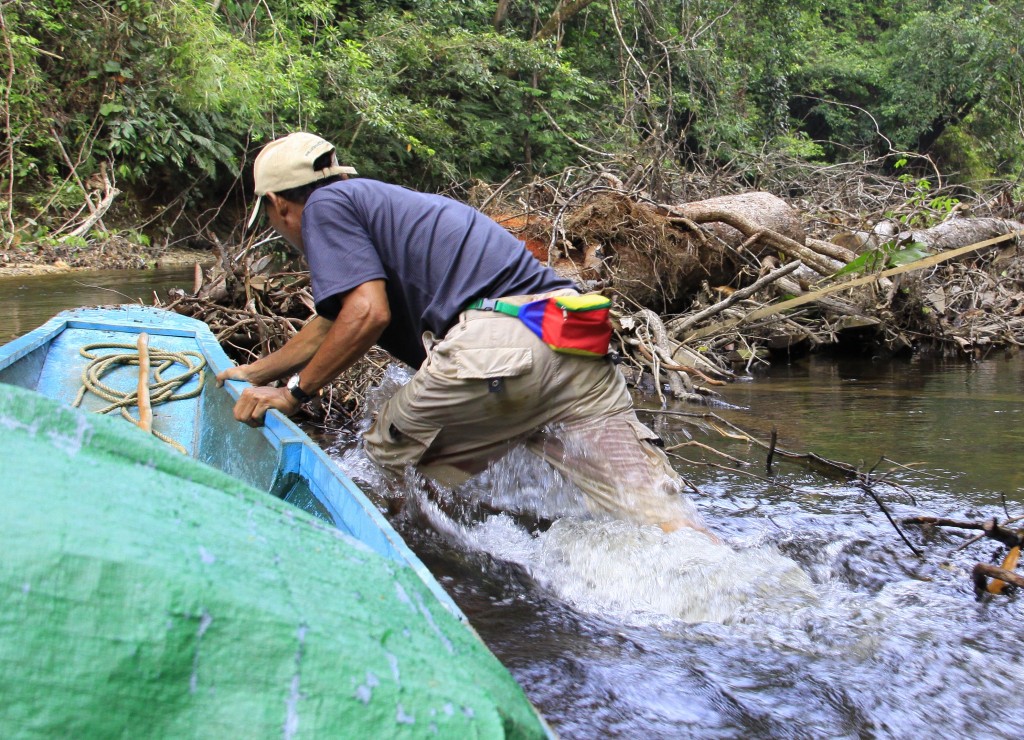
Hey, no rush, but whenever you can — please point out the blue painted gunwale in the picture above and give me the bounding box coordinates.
[0,305,462,619]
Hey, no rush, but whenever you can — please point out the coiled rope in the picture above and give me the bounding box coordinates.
[73,338,207,454]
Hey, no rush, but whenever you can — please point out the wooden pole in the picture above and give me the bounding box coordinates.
[137,333,153,434]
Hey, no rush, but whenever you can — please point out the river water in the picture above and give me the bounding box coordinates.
[331,358,1024,738]
[5,269,1023,737]
[0,266,196,342]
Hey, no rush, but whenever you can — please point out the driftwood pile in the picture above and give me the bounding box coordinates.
[157,241,392,423]
[486,185,1024,406]
[161,181,1024,420]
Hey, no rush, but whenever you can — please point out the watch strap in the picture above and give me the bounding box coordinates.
[287,375,314,403]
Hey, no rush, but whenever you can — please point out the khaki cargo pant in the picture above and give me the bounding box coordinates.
[363,295,707,530]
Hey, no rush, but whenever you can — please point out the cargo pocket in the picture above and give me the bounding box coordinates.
[453,347,532,380]
[363,402,441,473]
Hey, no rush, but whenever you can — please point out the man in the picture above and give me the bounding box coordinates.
[218,132,714,538]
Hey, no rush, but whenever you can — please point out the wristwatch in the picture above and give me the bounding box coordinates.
[286,374,314,404]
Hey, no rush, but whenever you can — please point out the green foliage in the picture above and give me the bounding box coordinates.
[1,3,53,183]
[2,0,326,231]
[1,0,1021,240]
[879,6,999,149]
[887,158,962,228]
[774,132,827,162]
[833,240,930,278]
[792,0,1022,175]
[311,11,598,185]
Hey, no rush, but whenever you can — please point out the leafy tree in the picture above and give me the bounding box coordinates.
[792,0,1023,181]
[2,0,1021,245]
[1,0,325,238]
[311,7,599,186]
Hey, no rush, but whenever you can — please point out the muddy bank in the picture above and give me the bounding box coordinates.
[0,238,211,277]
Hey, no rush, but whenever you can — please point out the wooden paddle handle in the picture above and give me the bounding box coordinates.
[137,333,153,434]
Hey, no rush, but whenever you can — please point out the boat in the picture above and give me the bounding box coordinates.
[0,305,549,738]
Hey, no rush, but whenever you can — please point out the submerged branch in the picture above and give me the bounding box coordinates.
[902,516,1024,548]
[972,563,1024,593]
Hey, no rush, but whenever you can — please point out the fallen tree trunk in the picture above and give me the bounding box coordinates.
[659,197,843,276]
[518,191,844,312]
[658,192,807,246]
[899,218,1024,253]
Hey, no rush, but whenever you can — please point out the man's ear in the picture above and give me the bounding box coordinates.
[271,193,305,228]
[265,192,287,217]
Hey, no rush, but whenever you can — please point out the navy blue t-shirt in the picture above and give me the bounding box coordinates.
[301,179,575,368]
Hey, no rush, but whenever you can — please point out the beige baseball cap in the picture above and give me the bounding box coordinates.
[246,132,357,229]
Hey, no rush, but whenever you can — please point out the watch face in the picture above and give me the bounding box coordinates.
[286,376,313,405]
[287,375,310,402]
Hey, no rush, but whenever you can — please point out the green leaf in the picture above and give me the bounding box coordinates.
[832,250,881,278]
[888,242,930,267]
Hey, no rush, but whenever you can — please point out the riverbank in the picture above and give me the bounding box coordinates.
[0,238,210,277]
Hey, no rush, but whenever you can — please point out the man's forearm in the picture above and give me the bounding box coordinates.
[225,282,389,430]
[244,315,333,385]
[293,281,390,394]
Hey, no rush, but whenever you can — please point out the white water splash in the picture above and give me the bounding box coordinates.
[462,446,592,519]
[534,519,814,625]
[416,446,812,625]
[352,370,815,626]
[420,497,814,626]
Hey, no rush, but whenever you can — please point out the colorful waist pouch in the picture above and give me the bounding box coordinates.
[467,293,613,358]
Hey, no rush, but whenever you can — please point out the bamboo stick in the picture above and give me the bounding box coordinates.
[137,333,153,434]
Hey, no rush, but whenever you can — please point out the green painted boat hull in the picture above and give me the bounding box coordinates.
[1,385,544,737]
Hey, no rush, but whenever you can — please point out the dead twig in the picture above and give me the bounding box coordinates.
[856,477,922,557]
[902,516,1024,549]
[666,260,803,335]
